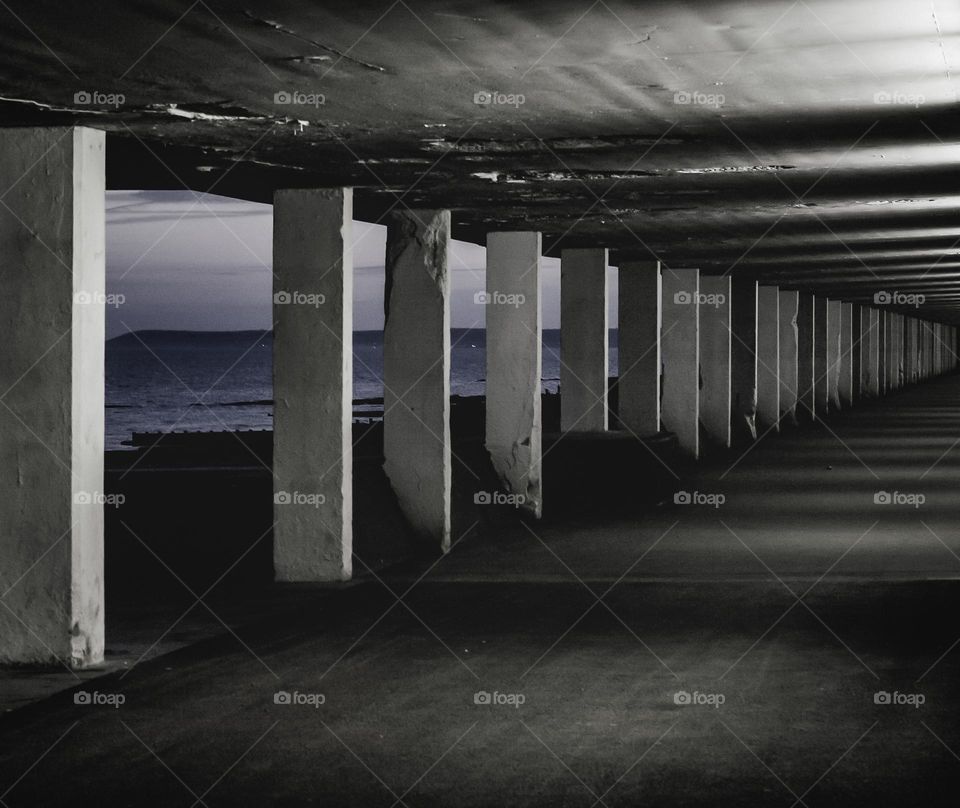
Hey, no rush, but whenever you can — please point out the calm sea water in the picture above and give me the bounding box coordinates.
[106,329,619,450]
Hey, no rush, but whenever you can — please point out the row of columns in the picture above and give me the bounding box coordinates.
[3,132,960,666]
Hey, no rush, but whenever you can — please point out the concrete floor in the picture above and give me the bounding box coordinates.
[3,376,960,805]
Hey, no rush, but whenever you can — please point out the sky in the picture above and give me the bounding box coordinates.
[106,190,619,339]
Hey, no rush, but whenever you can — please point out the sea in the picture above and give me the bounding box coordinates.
[105,329,620,450]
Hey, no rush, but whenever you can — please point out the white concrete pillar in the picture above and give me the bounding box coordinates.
[661,268,700,457]
[778,290,799,425]
[878,309,888,394]
[884,310,896,392]
[383,210,451,552]
[273,188,353,581]
[826,300,842,411]
[617,262,661,437]
[797,293,816,420]
[813,296,829,417]
[731,277,758,441]
[561,248,608,433]
[839,303,854,407]
[699,276,731,447]
[0,127,105,667]
[757,285,780,430]
[485,232,542,518]
[865,307,880,396]
[902,317,913,385]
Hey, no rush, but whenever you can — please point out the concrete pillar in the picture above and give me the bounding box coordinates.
[560,248,608,432]
[813,296,829,417]
[778,290,799,426]
[617,262,661,437]
[797,292,816,420]
[826,300,842,411]
[895,314,905,388]
[757,286,780,430]
[660,268,700,458]
[865,307,880,396]
[837,303,854,408]
[0,127,105,667]
[731,277,758,441]
[485,232,542,518]
[878,310,888,395]
[383,210,451,552]
[274,188,353,581]
[699,276,731,448]
[903,317,915,385]
[884,310,896,393]
[839,303,854,407]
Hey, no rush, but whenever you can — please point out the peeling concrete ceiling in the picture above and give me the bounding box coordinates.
[1,0,959,319]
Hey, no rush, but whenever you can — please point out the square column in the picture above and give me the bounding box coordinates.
[0,127,105,667]
[273,188,353,581]
[757,285,780,430]
[813,296,829,417]
[731,277,759,441]
[839,303,854,407]
[560,248,608,432]
[865,307,880,396]
[700,276,731,447]
[778,290,799,426]
[883,310,897,392]
[617,262,661,437]
[383,210,451,552]
[827,300,842,411]
[878,310,888,394]
[660,268,700,457]
[904,317,917,385]
[797,293,816,420]
[485,232,542,518]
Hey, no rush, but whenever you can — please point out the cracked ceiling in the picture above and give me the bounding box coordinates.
[0,0,958,319]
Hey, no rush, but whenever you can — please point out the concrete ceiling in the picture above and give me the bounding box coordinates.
[1,0,959,319]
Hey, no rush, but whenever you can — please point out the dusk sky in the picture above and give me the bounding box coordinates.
[106,191,619,340]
